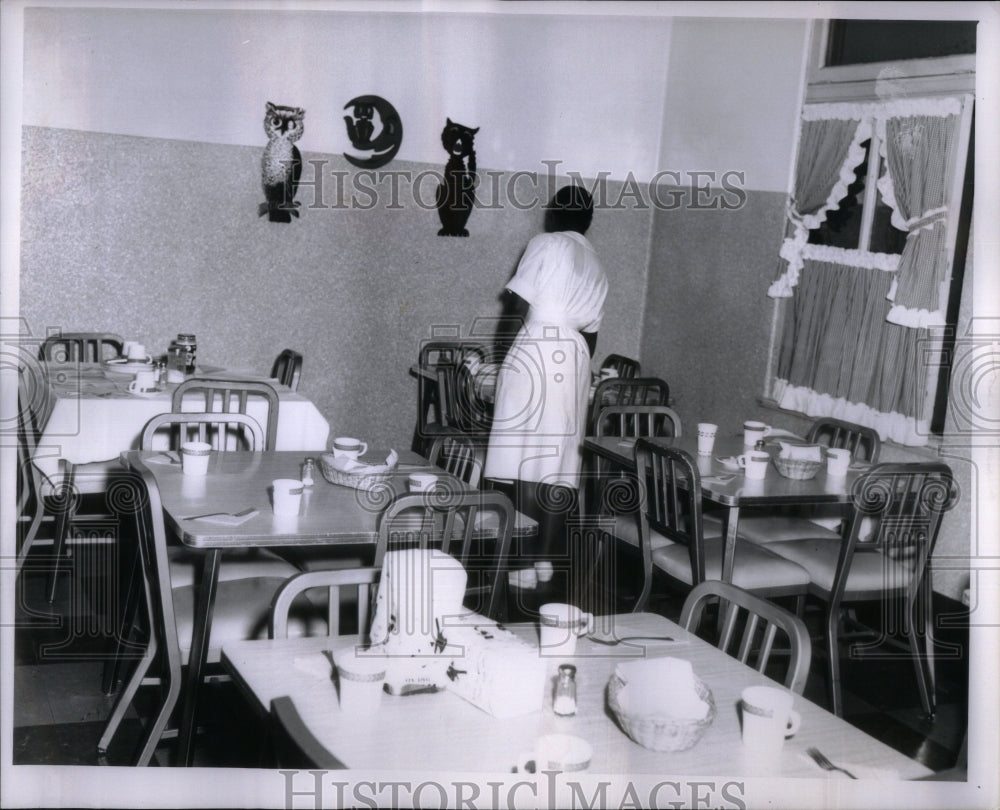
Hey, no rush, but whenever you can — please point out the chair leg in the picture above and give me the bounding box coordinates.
[908,584,936,719]
[826,607,843,717]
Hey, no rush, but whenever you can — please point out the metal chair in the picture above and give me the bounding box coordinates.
[270,349,303,391]
[587,376,669,436]
[373,490,514,621]
[427,434,486,488]
[39,332,124,363]
[599,353,640,379]
[680,579,812,695]
[269,566,381,640]
[172,378,280,450]
[632,440,810,613]
[139,412,264,452]
[767,462,956,717]
[593,403,681,441]
[737,417,883,546]
[413,340,489,454]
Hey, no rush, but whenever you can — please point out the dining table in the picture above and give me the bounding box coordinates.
[123,448,539,766]
[220,610,932,779]
[582,433,868,584]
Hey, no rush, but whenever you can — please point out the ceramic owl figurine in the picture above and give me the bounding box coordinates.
[259,101,305,223]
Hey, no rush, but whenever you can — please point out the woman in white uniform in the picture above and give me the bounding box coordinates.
[485,185,608,589]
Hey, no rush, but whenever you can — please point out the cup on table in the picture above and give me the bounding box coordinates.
[826,448,851,477]
[180,441,212,476]
[517,733,592,774]
[128,370,157,394]
[743,420,772,447]
[697,423,718,456]
[538,603,594,658]
[123,341,151,363]
[333,646,388,715]
[332,437,368,460]
[740,685,801,757]
[408,473,438,493]
[737,450,770,480]
[271,478,304,516]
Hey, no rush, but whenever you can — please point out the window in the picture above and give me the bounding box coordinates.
[764,20,974,447]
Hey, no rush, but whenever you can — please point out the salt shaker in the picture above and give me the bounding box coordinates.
[553,664,577,716]
[301,457,315,487]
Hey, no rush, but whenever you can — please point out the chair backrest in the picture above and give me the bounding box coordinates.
[171,378,280,450]
[634,439,705,592]
[269,567,382,640]
[807,417,881,463]
[416,341,489,438]
[372,490,514,620]
[600,353,640,379]
[270,696,342,769]
[589,377,669,434]
[140,412,265,452]
[838,462,956,595]
[594,404,682,439]
[679,579,813,695]
[39,332,124,363]
[270,349,303,391]
[427,434,485,488]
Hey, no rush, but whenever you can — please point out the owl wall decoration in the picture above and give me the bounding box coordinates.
[436,118,479,237]
[343,95,403,169]
[259,101,305,223]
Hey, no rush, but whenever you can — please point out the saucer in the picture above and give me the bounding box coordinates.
[128,387,163,398]
[716,456,741,471]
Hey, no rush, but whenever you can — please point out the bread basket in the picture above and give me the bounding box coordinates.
[318,453,397,491]
[772,456,822,480]
[606,673,716,752]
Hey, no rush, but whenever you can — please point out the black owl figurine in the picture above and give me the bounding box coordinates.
[259,101,305,223]
[436,118,479,237]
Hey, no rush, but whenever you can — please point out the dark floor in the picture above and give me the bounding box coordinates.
[12,541,969,773]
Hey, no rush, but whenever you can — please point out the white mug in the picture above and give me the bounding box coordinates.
[334,647,388,715]
[408,473,438,493]
[741,685,801,757]
[271,478,304,516]
[737,450,770,480]
[180,441,212,476]
[332,437,368,460]
[128,370,157,393]
[517,733,592,774]
[538,603,594,658]
[826,448,851,477]
[696,423,718,456]
[743,420,772,447]
[123,341,151,363]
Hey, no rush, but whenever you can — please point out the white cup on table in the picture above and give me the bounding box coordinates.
[180,441,212,476]
[517,733,592,774]
[127,342,151,363]
[697,423,718,456]
[737,450,770,480]
[741,685,801,757]
[826,448,851,477]
[408,473,438,493]
[271,478,304,516]
[128,370,157,393]
[332,437,368,460]
[334,646,388,714]
[538,603,594,658]
[743,420,772,447]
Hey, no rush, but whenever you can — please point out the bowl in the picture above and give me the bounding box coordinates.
[773,456,822,480]
[606,674,716,752]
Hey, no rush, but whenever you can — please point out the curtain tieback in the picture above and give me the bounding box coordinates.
[904,206,947,233]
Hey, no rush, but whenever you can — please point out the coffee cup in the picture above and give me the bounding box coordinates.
[741,685,801,757]
[517,733,592,774]
[538,603,594,658]
[826,448,851,477]
[123,341,151,363]
[128,370,157,394]
[408,473,438,493]
[333,646,388,715]
[180,441,212,476]
[737,450,769,480]
[743,420,772,447]
[271,478,304,516]
[332,437,368,460]
[696,422,718,456]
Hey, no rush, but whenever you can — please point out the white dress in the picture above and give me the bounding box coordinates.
[484,231,608,489]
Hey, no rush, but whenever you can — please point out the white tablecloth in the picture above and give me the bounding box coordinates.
[32,364,330,484]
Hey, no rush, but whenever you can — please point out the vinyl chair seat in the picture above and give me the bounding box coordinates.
[652,537,811,592]
[734,515,842,545]
[766,538,911,594]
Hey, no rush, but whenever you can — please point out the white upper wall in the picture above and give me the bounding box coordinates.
[22,6,677,183]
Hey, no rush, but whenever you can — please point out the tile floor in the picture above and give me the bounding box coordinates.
[12,544,969,773]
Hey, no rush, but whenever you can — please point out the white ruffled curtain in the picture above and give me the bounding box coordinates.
[876,113,960,327]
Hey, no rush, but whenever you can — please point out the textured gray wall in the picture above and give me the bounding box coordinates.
[20,126,649,453]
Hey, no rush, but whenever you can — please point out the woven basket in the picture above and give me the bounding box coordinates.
[318,453,396,491]
[773,456,822,480]
[606,674,716,752]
